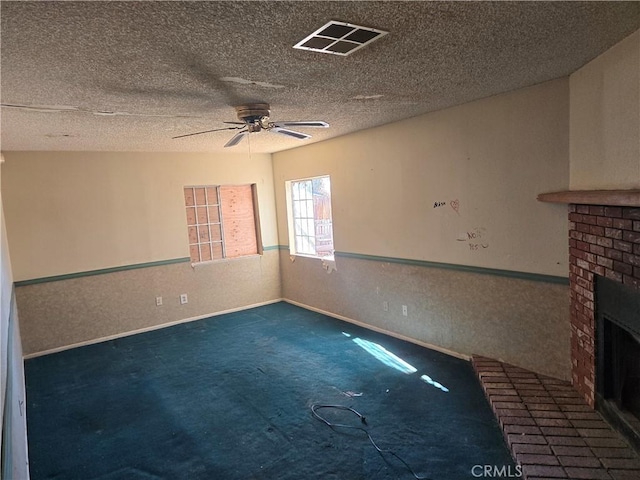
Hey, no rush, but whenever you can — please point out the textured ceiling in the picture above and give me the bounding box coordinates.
[1,1,639,153]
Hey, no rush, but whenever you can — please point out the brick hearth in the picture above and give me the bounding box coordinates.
[568,205,640,407]
[473,356,640,480]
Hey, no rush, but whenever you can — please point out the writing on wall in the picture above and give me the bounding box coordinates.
[433,198,460,215]
[466,227,489,251]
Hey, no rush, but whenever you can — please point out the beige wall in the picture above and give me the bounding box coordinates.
[273,78,572,379]
[570,29,640,189]
[2,151,278,281]
[3,151,282,356]
[275,78,570,277]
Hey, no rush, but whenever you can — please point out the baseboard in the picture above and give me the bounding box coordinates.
[24,298,470,362]
[283,298,471,362]
[23,298,284,359]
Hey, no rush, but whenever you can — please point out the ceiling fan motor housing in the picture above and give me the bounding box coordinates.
[236,103,271,131]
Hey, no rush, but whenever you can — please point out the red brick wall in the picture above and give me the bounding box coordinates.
[568,205,640,407]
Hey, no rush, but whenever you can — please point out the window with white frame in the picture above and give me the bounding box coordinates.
[286,176,334,258]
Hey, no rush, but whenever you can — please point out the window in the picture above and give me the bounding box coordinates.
[184,184,262,264]
[286,175,334,258]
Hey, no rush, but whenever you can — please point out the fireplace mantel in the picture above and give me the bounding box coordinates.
[537,189,640,206]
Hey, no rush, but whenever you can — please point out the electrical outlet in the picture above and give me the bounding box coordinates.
[155,296,163,306]
[402,305,408,316]
[180,294,188,305]
[383,301,389,312]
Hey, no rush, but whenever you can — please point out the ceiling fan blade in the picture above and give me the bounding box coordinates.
[224,130,249,148]
[273,121,329,128]
[172,125,244,139]
[223,121,246,125]
[272,127,311,140]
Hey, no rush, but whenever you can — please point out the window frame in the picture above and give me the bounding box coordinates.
[184,184,262,265]
[285,175,334,259]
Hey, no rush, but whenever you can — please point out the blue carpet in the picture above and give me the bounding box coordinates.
[25,302,515,479]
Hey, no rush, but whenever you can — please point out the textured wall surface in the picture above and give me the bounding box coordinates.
[17,250,281,356]
[570,29,640,189]
[281,252,571,380]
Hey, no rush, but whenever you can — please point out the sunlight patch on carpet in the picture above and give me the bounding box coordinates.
[352,338,417,374]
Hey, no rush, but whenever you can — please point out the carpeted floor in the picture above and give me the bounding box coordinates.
[25,302,515,479]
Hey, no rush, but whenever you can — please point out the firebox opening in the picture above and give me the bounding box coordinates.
[595,276,640,453]
[601,320,640,427]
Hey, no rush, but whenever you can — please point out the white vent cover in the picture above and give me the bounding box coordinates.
[294,20,388,56]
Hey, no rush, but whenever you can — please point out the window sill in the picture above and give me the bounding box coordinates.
[289,253,337,273]
[290,253,335,262]
[191,253,263,268]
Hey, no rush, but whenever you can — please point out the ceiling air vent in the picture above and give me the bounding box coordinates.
[294,20,388,56]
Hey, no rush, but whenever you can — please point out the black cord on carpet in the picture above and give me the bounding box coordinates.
[310,404,434,480]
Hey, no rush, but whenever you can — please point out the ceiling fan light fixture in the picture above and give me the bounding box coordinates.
[294,20,388,56]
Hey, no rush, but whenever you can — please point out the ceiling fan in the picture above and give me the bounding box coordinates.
[172,103,329,147]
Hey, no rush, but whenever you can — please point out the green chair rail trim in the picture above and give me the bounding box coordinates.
[15,246,281,286]
[278,246,569,285]
[14,257,191,287]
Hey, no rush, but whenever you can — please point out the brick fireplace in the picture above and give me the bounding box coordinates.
[568,204,640,407]
[472,192,640,476]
